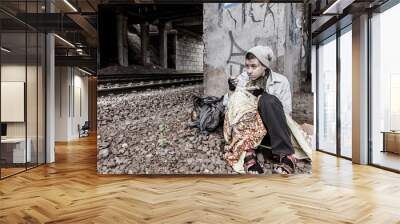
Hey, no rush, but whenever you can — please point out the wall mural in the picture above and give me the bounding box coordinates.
[97,3,313,176]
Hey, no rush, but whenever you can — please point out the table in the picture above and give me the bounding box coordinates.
[381,131,400,154]
[1,138,32,163]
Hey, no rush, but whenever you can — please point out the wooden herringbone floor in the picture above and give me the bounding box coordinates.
[1,135,400,224]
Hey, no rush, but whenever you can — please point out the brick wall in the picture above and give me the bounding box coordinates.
[176,34,204,72]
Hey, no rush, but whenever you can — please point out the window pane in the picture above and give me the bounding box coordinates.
[318,36,337,154]
[340,28,352,158]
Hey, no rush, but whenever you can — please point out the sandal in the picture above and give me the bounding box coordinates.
[244,150,264,174]
[273,154,296,176]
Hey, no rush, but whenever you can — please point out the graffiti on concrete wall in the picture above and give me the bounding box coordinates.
[220,3,276,28]
[221,3,279,76]
[226,31,246,76]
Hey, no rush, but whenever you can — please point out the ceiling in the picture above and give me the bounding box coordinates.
[1,0,395,71]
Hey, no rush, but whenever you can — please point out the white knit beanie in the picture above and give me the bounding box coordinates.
[246,46,274,68]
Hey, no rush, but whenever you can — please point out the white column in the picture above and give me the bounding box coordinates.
[45,0,55,163]
[352,14,369,164]
[46,32,55,163]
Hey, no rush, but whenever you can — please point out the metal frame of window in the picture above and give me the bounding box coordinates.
[367,10,373,166]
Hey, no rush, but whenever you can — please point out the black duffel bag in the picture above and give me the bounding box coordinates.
[189,96,225,134]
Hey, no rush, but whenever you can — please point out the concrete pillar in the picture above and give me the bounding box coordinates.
[141,22,150,65]
[352,14,369,165]
[117,13,128,67]
[158,23,168,68]
[172,32,178,69]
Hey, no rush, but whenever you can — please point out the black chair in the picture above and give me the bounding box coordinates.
[79,121,90,138]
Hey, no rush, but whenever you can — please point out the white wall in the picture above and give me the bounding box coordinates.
[55,66,69,141]
[72,72,89,138]
[1,65,40,137]
[1,65,26,137]
[55,67,89,141]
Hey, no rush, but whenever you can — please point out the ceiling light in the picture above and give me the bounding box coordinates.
[1,47,11,53]
[323,0,342,14]
[54,34,75,48]
[323,0,355,15]
[63,0,78,12]
[76,48,85,55]
[78,67,93,76]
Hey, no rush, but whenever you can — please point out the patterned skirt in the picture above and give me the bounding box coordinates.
[223,111,267,167]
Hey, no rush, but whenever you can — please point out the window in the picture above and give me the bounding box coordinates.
[370,3,400,171]
[316,25,353,159]
[340,27,352,158]
[317,35,337,154]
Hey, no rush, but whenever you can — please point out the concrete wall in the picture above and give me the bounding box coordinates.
[176,34,204,72]
[203,3,313,123]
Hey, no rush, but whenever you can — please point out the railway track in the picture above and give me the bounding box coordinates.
[97,72,203,95]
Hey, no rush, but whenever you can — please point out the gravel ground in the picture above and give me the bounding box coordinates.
[97,85,311,175]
